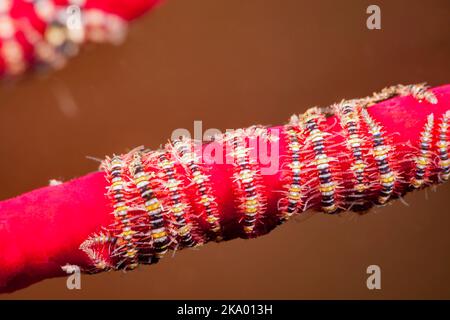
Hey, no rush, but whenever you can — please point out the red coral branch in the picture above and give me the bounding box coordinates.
[0,83,449,293]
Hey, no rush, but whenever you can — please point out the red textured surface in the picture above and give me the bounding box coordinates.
[0,172,111,292]
[0,0,162,77]
[55,0,163,20]
[9,0,161,25]
[0,84,449,293]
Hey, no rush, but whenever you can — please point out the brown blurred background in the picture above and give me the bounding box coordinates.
[1,0,450,299]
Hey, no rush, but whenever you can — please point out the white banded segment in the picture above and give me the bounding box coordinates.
[157,152,198,248]
[364,83,438,106]
[172,139,222,240]
[281,124,303,221]
[411,114,435,188]
[109,156,139,269]
[360,109,395,204]
[299,109,338,214]
[79,233,116,272]
[229,132,266,236]
[406,84,438,105]
[337,102,368,194]
[437,111,450,182]
[131,153,170,261]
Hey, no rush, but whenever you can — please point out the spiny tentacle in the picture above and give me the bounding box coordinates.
[298,107,339,214]
[360,108,396,205]
[107,155,139,270]
[411,114,435,188]
[131,152,171,262]
[172,138,223,241]
[437,111,450,182]
[157,150,200,248]
[227,130,268,237]
[279,124,304,222]
[336,101,369,196]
